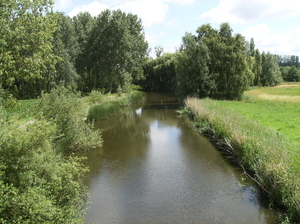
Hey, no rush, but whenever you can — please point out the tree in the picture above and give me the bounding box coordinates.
[249,38,255,57]
[0,0,57,98]
[88,9,148,92]
[140,53,177,92]
[51,13,79,87]
[73,12,95,92]
[196,23,250,99]
[286,66,300,82]
[261,52,282,86]
[154,46,164,58]
[175,33,211,98]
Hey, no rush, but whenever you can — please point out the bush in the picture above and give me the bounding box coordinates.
[35,85,102,152]
[89,90,104,104]
[0,119,88,223]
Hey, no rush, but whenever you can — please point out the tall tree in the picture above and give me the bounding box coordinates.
[51,13,79,86]
[196,23,249,99]
[175,33,211,98]
[261,52,282,86]
[72,12,95,91]
[0,0,57,98]
[249,37,255,57]
[88,9,148,92]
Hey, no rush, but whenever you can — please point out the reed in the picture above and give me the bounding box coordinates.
[185,97,300,222]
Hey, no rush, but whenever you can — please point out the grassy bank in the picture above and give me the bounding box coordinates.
[87,90,146,121]
[185,96,300,222]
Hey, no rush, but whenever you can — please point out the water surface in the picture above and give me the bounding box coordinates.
[80,93,278,223]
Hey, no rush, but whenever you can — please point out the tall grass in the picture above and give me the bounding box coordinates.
[185,97,300,222]
[87,91,145,121]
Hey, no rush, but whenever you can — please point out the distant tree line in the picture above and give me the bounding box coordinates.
[276,55,300,82]
[139,23,282,100]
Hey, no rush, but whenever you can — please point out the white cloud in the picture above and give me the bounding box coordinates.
[164,42,180,53]
[114,0,169,28]
[68,2,109,17]
[54,0,72,11]
[163,0,194,5]
[145,31,166,45]
[201,0,300,24]
[242,24,300,55]
[165,18,180,28]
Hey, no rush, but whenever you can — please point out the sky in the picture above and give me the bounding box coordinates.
[53,0,300,58]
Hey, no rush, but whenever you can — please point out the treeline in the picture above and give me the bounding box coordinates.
[0,0,148,100]
[139,23,284,100]
[277,55,300,82]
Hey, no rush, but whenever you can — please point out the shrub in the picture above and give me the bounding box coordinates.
[35,85,102,152]
[0,119,88,223]
[89,90,104,104]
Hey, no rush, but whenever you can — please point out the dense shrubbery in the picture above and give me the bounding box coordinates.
[35,85,102,152]
[0,85,102,223]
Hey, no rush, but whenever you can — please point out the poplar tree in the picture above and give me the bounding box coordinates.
[88,9,148,92]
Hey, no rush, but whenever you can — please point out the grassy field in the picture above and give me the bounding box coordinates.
[218,83,300,144]
[184,83,300,222]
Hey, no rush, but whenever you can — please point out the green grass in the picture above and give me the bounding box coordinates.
[2,99,37,122]
[217,100,300,143]
[86,91,145,121]
[184,83,300,222]
[185,97,300,222]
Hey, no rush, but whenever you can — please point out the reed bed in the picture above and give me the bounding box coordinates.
[185,97,300,222]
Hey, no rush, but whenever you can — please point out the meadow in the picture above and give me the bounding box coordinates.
[184,83,300,222]
[218,83,300,143]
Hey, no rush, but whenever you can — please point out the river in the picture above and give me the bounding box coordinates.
[78,93,278,224]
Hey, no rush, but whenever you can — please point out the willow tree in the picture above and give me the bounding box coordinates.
[88,9,148,92]
[0,0,57,98]
[196,23,249,100]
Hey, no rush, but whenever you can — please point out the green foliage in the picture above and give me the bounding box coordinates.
[0,0,57,98]
[89,90,104,104]
[185,97,300,222]
[87,9,148,92]
[175,33,211,98]
[140,53,177,92]
[286,66,300,82]
[35,84,102,152]
[0,119,88,223]
[88,101,122,121]
[51,13,79,86]
[87,91,145,121]
[196,23,250,99]
[261,52,282,86]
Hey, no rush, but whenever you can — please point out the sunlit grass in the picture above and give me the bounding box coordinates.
[185,96,300,221]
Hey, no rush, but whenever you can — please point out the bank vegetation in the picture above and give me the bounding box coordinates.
[184,84,300,223]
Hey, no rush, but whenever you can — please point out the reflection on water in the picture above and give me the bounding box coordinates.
[78,93,278,224]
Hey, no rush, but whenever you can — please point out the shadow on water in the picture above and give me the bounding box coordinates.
[77,93,279,224]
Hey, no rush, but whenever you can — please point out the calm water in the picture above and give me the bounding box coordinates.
[79,93,278,224]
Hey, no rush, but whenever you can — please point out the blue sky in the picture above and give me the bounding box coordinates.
[54,0,300,58]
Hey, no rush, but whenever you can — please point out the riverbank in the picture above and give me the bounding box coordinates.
[86,90,146,121]
[184,96,300,222]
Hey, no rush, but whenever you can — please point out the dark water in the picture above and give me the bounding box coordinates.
[78,93,278,224]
